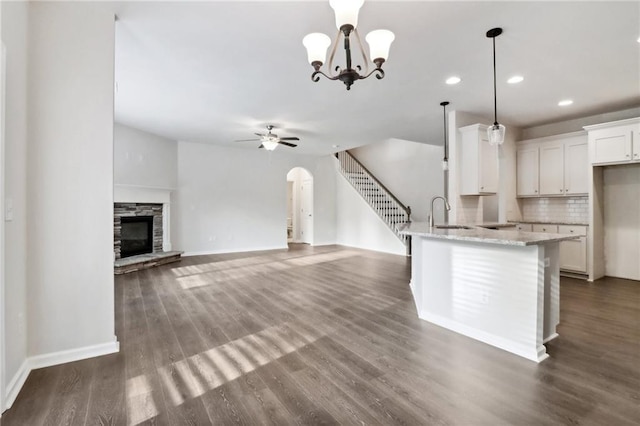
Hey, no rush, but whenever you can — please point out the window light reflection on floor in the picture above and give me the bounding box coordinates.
[126,322,322,424]
[176,250,359,290]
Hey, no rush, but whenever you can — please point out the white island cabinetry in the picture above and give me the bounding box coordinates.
[400,223,579,363]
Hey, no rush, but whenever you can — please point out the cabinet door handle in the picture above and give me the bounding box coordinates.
[560,189,563,193]
[534,190,538,193]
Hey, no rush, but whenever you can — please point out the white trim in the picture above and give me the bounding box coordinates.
[4,359,28,410]
[0,40,6,413]
[419,310,549,363]
[28,339,119,370]
[3,339,119,410]
[113,183,176,191]
[183,245,288,257]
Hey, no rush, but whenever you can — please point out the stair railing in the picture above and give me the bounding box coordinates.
[335,151,412,253]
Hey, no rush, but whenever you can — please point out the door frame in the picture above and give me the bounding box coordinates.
[0,39,7,413]
[286,167,314,245]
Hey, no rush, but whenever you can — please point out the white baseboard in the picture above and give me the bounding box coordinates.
[418,310,547,363]
[29,339,119,370]
[3,339,119,411]
[183,245,288,257]
[4,359,29,411]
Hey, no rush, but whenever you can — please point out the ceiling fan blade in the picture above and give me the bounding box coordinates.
[278,141,297,148]
[258,144,264,149]
[278,137,300,141]
[255,133,267,137]
[234,138,260,142]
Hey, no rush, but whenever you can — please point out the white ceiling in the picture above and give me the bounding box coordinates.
[114,1,640,156]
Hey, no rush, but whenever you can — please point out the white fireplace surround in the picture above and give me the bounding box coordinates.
[114,185,173,252]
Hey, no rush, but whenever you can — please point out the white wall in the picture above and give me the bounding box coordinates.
[27,2,117,359]
[350,138,444,223]
[335,173,407,256]
[1,0,29,409]
[603,164,640,280]
[173,141,336,255]
[114,123,177,189]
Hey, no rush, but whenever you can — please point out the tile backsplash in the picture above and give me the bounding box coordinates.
[520,197,588,223]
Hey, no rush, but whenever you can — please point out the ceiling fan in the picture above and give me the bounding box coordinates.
[235,125,299,150]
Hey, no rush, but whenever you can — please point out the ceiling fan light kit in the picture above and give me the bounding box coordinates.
[302,0,394,90]
[487,27,506,146]
[235,125,300,151]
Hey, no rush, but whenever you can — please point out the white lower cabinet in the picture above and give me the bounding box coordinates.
[558,225,588,273]
[532,224,558,233]
[515,223,532,232]
[524,223,588,274]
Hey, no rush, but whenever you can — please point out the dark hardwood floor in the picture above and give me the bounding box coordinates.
[2,244,639,425]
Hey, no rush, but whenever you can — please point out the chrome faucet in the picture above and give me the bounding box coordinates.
[429,196,451,228]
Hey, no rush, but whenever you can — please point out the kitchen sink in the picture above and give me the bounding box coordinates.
[434,225,475,230]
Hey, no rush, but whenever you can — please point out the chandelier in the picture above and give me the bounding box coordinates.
[302,0,395,90]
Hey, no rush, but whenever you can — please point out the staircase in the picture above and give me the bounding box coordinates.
[335,151,412,254]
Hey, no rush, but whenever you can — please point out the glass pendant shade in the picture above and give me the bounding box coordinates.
[262,140,279,151]
[303,33,332,64]
[487,123,506,146]
[365,29,395,61]
[329,0,364,29]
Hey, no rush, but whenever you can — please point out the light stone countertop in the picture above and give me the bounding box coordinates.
[399,222,580,246]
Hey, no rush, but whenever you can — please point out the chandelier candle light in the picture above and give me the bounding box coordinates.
[486,27,506,145]
[302,0,395,90]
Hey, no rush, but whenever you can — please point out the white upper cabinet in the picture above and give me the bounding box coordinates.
[517,132,588,197]
[516,146,539,196]
[458,124,498,196]
[539,142,564,196]
[564,138,588,195]
[585,118,640,165]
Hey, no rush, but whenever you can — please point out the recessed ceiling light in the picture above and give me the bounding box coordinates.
[445,76,461,85]
[332,144,340,148]
[637,36,640,43]
[558,99,573,106]
[507,75,524,84]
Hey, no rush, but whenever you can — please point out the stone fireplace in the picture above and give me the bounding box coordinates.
[113,204,163,259]
[113,185,173,262]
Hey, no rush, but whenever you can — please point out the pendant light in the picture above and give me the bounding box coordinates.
[440,101,449,171]
[486,27,505,146]
[441,101,450,223]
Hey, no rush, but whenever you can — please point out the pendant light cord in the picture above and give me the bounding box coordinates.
[492,36,498,126]
[443,104,448,161]
[440,101,449,161]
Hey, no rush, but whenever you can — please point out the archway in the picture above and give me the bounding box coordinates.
[286,167,314,245]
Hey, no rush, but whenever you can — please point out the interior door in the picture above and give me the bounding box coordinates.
[300,178,313,244]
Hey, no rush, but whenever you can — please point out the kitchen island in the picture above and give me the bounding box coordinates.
[400,222,579,362]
